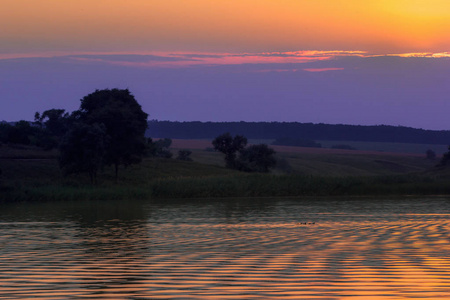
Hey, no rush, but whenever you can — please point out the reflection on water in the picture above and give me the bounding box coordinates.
[1,197,450,299]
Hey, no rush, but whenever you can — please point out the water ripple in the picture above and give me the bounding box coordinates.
[1,198,450,298]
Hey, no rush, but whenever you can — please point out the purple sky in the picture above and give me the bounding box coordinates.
[1,52,450,130]
[3,2,450,130]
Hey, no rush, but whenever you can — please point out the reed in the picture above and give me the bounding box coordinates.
[1,144,449,202]
[147,173,450,198]
[2,172,449,202]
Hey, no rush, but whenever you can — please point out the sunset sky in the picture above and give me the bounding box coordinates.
[1,0,450,129]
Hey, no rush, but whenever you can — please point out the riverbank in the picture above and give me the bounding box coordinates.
[1,149,449,202]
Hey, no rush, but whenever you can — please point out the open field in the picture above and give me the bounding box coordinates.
[171,139,436,176]
[1,141,449,201]
[171,138,443,156]
[318,140,449,155]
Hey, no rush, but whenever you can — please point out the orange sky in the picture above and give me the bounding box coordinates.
[2,0,450,55]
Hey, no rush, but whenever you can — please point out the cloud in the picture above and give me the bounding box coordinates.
[0,50,363,65]
[1,50,449,70]
[254,69,300,73]
[388,52,450,58]
[66,52,335,68]
[304,68,345,72]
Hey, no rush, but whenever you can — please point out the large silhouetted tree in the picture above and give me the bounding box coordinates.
[59,123,108,184]
[61,88,148,181]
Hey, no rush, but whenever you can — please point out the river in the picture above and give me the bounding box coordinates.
[1,197,450,299]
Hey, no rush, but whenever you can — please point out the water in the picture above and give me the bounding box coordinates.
[1,197,450,299]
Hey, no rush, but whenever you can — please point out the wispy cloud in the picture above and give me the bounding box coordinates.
[64,50,368,68]
[304,68,345,72]
[0,50,363,64]
[68,51,336,68]
[388,52,450,58]
[266,50,367,57]
[254,69,300,73]
[2,50,449,68]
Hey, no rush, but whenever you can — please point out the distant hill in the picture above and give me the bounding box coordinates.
[146,120,450,145]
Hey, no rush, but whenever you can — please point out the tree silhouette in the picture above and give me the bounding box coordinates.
[62,89,148,181]
[212,133,247,168]
[237,144,276,172]
[59,123,107,184]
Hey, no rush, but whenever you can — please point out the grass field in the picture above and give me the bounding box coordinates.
[171,139,437,176]
[317,140,449,155]
[1,141,449,202]
[171,138,446,156]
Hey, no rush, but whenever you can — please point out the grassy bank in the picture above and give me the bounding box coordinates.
[2,171,450,202]
[149,173,450,198]
[1,144,448,202]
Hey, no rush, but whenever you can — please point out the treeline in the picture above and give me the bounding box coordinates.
[147,120,450,145]
[1,89,151,184]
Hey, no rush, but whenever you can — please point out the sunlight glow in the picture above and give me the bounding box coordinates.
[2,0,450,54]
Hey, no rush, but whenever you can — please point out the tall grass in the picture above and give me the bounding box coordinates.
[2,172,450,202]
[1,145,449,202]
[148,173,450,199]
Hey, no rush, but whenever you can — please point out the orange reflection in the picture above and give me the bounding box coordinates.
[2,215,450,298]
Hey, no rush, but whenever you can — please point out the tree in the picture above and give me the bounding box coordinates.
[0,123,11,144]
[6,121,36,145]
[34,109,70,137]
[237,144,276,172]
[212,133,247,168]
[34,109,70,149]
[67,88,148,180]
[59,123,108,184]
[212,133,276,172]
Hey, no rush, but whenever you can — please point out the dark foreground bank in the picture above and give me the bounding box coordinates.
[1,149,449,202]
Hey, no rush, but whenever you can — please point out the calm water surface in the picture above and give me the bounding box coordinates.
[1,197,450,299]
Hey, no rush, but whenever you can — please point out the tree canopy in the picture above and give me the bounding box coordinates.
[59,123,107,184]
[212,133,247,169]
[59,88,148,181]
[212,133,276,172]
[237,144,276,173]
[34,109,70,137]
